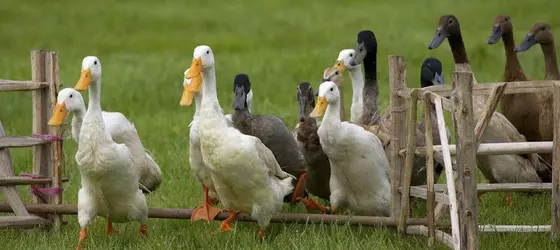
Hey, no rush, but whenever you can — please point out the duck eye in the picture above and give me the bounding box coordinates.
[541,26,546,31]
[335,71,339,75]
[69,94,73,98]
[349,53,353,57]
[504,18,509,22]
[448,19,453,24]
[330,87,334,91]
[94,61,97,65]
[206,50,210,54]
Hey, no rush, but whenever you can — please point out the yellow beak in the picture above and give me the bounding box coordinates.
[48,103,69,126]
[74,68,92,91]
[185,57,203,79]
[334,60,345,72]
[180,75,202,106]
[309,96,328,118]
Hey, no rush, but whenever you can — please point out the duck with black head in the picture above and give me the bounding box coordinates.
[487,16,551,182]
[427,15,548,205]
[348,30,381,126]
[515,23,559,179]
[230,74,309,206]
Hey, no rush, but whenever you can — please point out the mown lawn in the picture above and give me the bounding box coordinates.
[1,0,560,249]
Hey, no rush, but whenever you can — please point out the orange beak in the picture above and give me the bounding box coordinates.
[48,103,68,126]
[74,68,92,91]
[309,96,328,118]
[185,57,203,80]
[180,75,202,106]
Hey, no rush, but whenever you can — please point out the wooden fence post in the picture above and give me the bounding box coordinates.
[45,51,63,229]
[452,71,479,249]
[31,50,51,205]
[551,82,560,240]
[424,92,436,246]
[398,89,418,233]
[389,55,407,218]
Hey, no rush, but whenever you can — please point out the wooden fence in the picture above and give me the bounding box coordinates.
[0,50,65,230]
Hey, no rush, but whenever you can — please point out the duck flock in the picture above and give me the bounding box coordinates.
[44,14,558,249]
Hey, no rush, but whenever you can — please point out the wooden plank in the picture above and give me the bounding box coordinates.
[424,92,436,246]
[411,141,553,156]
[31,50,50,204]
[452,71,479,250]
[0,79,49,92]
[0,136,49,148]
[388,55,407,218]
[0,177,69,186]
[407,186,449,204]
[479,225,551,233]
[0,122,30,217]
[406,225,455,249]
[0,216,51,229]
[399,89,418,234]
[46,51,63,229]
[435,96,461,250]
[552,83,560,241]
[0,203,443,227]
[474,83,508,146]
[421,183,552,192]
[418,80,558,98]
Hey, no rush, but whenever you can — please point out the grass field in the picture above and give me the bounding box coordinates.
[1,0,560,249]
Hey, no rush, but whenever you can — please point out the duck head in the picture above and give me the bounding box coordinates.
[48,88,85,126]
[428,15,461,49]
[420,58,445,88]
[180,45,215,106]
[334,49,360,73]
[74,56,102,91]
[310,81,339,118]
[350,30,377,66]
[297,82,316,122]
[232,74,252,111]
[488,15,512,45]
[515,23,554,52]
[322,66,343,84]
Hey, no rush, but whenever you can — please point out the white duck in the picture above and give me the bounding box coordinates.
[57,56,148,250]
[181,45,294,238]
[310,81,390,216]
[334,49,364,124]
[180,68,254,223]
[48,88,162,193]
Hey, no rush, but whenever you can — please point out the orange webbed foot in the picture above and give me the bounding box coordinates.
[297,197,328,214]
[139,224,148,237]
[291,172,308,205]
[106,220,119,237]
[76,227,87,250]
[258,229,265,240]
[219,211,237,232]
[191,203,223,223]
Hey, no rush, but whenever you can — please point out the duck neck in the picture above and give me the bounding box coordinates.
[323,100,341,125]
[193,93,202,117]
[448,33,469,64]
[86,78,103,114]
[71,106,86,142]
[200,66,219,109]
[348,68,364,106]
[541,43,560,80]
[502,31,526,80]
[361,54,380,125]
[231,108,251,127]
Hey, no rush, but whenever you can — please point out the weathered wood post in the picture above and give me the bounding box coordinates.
[398,88,418,233]
[388,56,407,218]
[31,50,51,205]
[45,51,63,230]
[424,92,436,246]
[551,82,560,240]
[452,71,479,249]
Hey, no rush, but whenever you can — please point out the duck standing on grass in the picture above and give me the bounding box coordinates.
[230,73,308,205]
[49,56,149,250]
[292,82,331,214]
[311,81,390,216]
[181,45,294,239]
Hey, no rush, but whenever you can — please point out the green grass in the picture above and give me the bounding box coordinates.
[1,0,560,249]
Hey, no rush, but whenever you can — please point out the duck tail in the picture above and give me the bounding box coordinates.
[276,177,295,201]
